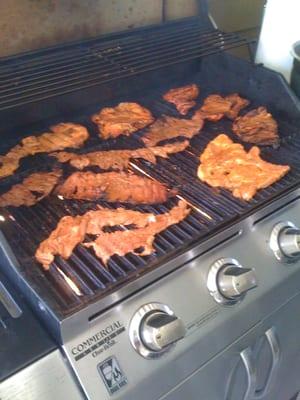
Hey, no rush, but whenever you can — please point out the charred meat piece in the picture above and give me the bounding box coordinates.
[0,123,89,179]
[35,207,156,269]
[92,102,154,139]
[0,170,62,207]
[232,107,279,145]
[55,171,173,204]
[84,201,190,265]
[51,141,189,171]
[141,115,204,147]
[163,84,199,115]
[197,134,290,201]
[197,94,249,121]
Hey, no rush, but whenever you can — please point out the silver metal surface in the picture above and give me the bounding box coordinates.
[218,266,257,299]
[269,221,300,262]
[129,302,185,359]
[207,257,257,305]
[61,196,300,400]
[239,347,257,400]
[254,327,280,399]
[141,311,186,352]
[0,350,83,400]
[0,280,22,318]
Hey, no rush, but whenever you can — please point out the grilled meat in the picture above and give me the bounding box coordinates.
[36,215,88,269]
[141,114,204,147]
[0,123,89,179]
[232,106,279,145]
[51,141,189,171]
[84,200,190,265]
[92,102,154,139]
[197,93,249,121]
[55,171,173,204]
[35,207,156,269]
[163,84,199,115]
[197,134,290,201]
[225,93,250,120]
[0,170,62,207]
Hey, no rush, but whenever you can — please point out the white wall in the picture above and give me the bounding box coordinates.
[256,0,300,81]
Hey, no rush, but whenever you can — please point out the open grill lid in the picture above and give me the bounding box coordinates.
[0,17,299,343]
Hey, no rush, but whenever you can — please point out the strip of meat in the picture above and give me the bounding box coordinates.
[163,84,199,115]
[0,123,89,179]
[141,114,204,147]
[92,102,154,139]
[196,93,249,121]
[232,106,279,145]
[35,207,156,269]
[51,141,189,170]
[84,201,190,265]
[197,134,290,201]
[0,170,62,207]
[55,171,173,204]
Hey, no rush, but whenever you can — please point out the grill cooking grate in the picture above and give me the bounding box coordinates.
[0,17,298,318]
[1,85,300,314]
[0,18,252,110]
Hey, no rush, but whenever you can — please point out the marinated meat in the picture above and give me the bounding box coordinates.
[197,134,290,201]
[163,84,199,115]
[141,114,204,147]
[35,207,156,269]
[0,123,89,179]
[36,215,88,269]
[225,93,250,120]
[84,200,190,265]
[197,94,249,122]
[51,141,189,170]
[92,102,154,139]
[232,106,279,145]
[0,170,62,207]
[55,171,173,204]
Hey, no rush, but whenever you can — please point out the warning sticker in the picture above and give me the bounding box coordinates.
[98,356,128,395]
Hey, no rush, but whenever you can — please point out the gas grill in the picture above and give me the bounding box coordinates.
[2,9,300,400]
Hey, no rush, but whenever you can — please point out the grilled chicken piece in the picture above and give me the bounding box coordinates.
[84,201,190,265]
[141,114,204,147]
[92,102,154,139]
[197,93,249,121]
[163,84,199,115]
[197,134,290,201]
[232,107,279,145]
[35,207,156,269]
[51,141,189,171]
[0,170,62,207]
[55,171,173,204]
[0,123,89,179]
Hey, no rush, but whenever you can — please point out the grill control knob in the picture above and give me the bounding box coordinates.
[129,303,186,359]
[207,258,258,305]
[270,221,300,262]
[141,311,186,352]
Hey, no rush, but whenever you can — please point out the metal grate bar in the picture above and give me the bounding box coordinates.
[0,23,251,110]
[0,22,207,80]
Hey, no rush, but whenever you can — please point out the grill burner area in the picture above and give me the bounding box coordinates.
[1,80,300,316]
[0,15,299,323]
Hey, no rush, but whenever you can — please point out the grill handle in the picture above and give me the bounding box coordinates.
[254,328,280,399]
[240,347,257,400]
[0,280,22,318]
